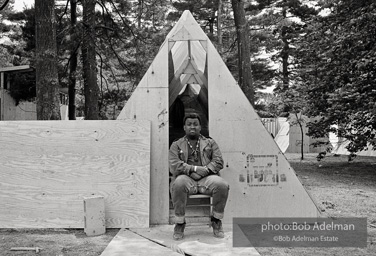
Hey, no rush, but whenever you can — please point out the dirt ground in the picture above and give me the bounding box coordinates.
[0,153,375,256]
[0,228,119,256]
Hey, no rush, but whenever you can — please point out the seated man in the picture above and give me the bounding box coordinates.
[169,113,229,240]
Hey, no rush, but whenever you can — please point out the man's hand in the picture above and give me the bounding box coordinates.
[195,166,210,177]
[190,172,202,181]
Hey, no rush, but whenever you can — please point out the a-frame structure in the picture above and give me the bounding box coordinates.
[117,10,320,225]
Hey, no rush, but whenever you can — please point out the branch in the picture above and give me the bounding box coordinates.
[58,0,70,25]
[63,39,82,77]
[222,37,237,54]
[0,0,10,11]
[102,30,135,76]
[95,25,115,31]
[97,0,137,40]
[96,48,122,93]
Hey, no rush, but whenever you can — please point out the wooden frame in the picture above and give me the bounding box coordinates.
[118,11,320,225]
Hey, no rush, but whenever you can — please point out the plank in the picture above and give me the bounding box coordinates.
[130,225,261,256]
[117,73,169,225]
[100,228,182,256]
[0,120,150,228]
[167,12,208,41]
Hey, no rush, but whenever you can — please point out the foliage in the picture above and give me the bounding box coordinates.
[2,0,375,151]
[168,0,219,35]
[296,0,376,152]
[4,0,172,119]
[247,0,318,93]
[8,71,36,105]
[0,2,31,67]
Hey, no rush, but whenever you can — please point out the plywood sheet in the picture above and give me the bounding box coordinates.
[0,120,150,228]
[207,41,320,221]
[129,225,260,256]
[100,228,182,256]
[166,11,208,41]
[117,49,170,225]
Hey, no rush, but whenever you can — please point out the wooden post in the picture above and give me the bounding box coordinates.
[84,196,106,236]
[0,72,3,120]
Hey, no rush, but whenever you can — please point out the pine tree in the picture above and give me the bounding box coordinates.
[35,0,61,120]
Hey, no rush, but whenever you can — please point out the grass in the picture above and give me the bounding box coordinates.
[256,153,376,256]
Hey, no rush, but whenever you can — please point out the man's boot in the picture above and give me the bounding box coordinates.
[173,222,186,240]
[211,217,224,238]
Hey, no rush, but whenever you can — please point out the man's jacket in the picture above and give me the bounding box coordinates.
[169,135,224,178]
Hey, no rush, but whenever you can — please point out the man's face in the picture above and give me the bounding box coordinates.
[184,118,201,138]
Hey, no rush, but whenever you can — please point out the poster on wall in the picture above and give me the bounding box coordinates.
[238,154,280,187]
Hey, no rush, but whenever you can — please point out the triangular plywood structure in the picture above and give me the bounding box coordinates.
[117,10,320,224]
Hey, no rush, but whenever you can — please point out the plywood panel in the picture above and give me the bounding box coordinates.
[207,41,320,221]
[0,120,150,228]
[129,225,260,256]
[100,228,182,256]
[166,11,208,41]
[117,42,169,225]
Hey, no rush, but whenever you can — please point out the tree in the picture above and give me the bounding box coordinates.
[246,0,318,93]
[298,0,376,153]
[68,0,78,120]
[0,0,29,67]
[35,0,61,120]
[283,87,308,160]
[168,0,219,37]
[82,0,99,119]
[231,0,254,105]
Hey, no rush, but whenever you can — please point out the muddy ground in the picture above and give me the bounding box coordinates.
[0,153,375,256]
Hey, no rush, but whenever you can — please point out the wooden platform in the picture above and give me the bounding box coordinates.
[100,228,182,256]
[0,120,150,228]
[100,225,260,256]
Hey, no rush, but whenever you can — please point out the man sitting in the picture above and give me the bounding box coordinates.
[169,113,229,240]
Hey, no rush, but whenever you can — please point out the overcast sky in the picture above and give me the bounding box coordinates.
[12,0,33,11]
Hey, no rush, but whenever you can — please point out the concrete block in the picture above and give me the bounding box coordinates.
[84,196,106,236]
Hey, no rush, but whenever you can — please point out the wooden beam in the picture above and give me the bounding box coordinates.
[199,40,208,52]
[169,76,184,107]
[168,41,176,52]
[0,65,31,72]
[0,72,4,89]
[168,49,175,83]
[181,74,198,85]
[189,59,208,86]
[173,59,190,78]
[182,62,197,74]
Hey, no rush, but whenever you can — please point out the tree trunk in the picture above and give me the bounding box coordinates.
[281,4,289,91]
[231,0,254,105]
[295,113,305,160]
[217,0,223,52]
[35,0,61,120]
[138,0,143,28]
[82,0,99,120]
[68,0,77,120]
